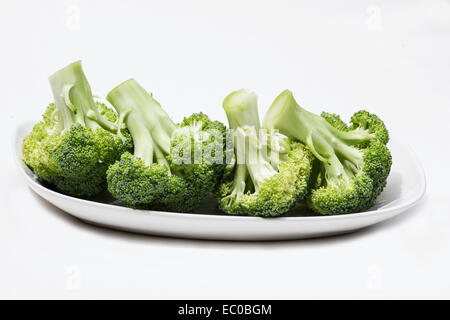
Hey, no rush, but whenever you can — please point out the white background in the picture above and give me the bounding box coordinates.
[1,0,449,299]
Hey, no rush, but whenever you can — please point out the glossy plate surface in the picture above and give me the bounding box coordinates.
[15,122,426,240]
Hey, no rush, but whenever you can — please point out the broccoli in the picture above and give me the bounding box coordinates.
[22,61,131,197]
[106,79,226,212]
[263,90,392,215]
[217,89,314,217]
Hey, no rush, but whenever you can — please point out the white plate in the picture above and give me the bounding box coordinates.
[14,122,426,241]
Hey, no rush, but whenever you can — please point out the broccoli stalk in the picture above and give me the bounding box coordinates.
[263,90,391,214]
[107,79,175,167]
[263,90,371,187]
[222,89,276,197]
[49,60,116,132]
[232,127,278,194]
[223,89,261,129]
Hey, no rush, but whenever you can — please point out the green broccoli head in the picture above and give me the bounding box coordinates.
[22,61,132,197]
[217,89,314,217]
[106,79,226,212]
[50,124,131,196]
[106,152,186,208]
[350,110,390,145]
[320,112,349,131]
[263,90,392,215]
[22,104,61,182]
[171,112,226,176]
[168,112,227,210]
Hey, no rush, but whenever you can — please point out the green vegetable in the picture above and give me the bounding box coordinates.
[23,61,393,217]
[217,89,314,216]
[263,90,392,215]
[106,79,226,212]
[22,61,131,197]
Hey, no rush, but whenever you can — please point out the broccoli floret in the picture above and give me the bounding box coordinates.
[263,90,392,215]
[217,89,314,217]
[320,112,349,131]
[106,79,226,212]
[22,61,132,197]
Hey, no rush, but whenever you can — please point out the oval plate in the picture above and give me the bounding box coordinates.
[15,122,426,240]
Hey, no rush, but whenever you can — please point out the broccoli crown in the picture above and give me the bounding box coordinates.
[106,79,226,212]
[169,112,227,209]
[217,89,314,217]
[23,103,61,182]
[22,61,132,197]
[263,90,392,215]
[320,112,349,131]
[106,152,186,208]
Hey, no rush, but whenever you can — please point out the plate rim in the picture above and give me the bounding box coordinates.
[14,121,427,222]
